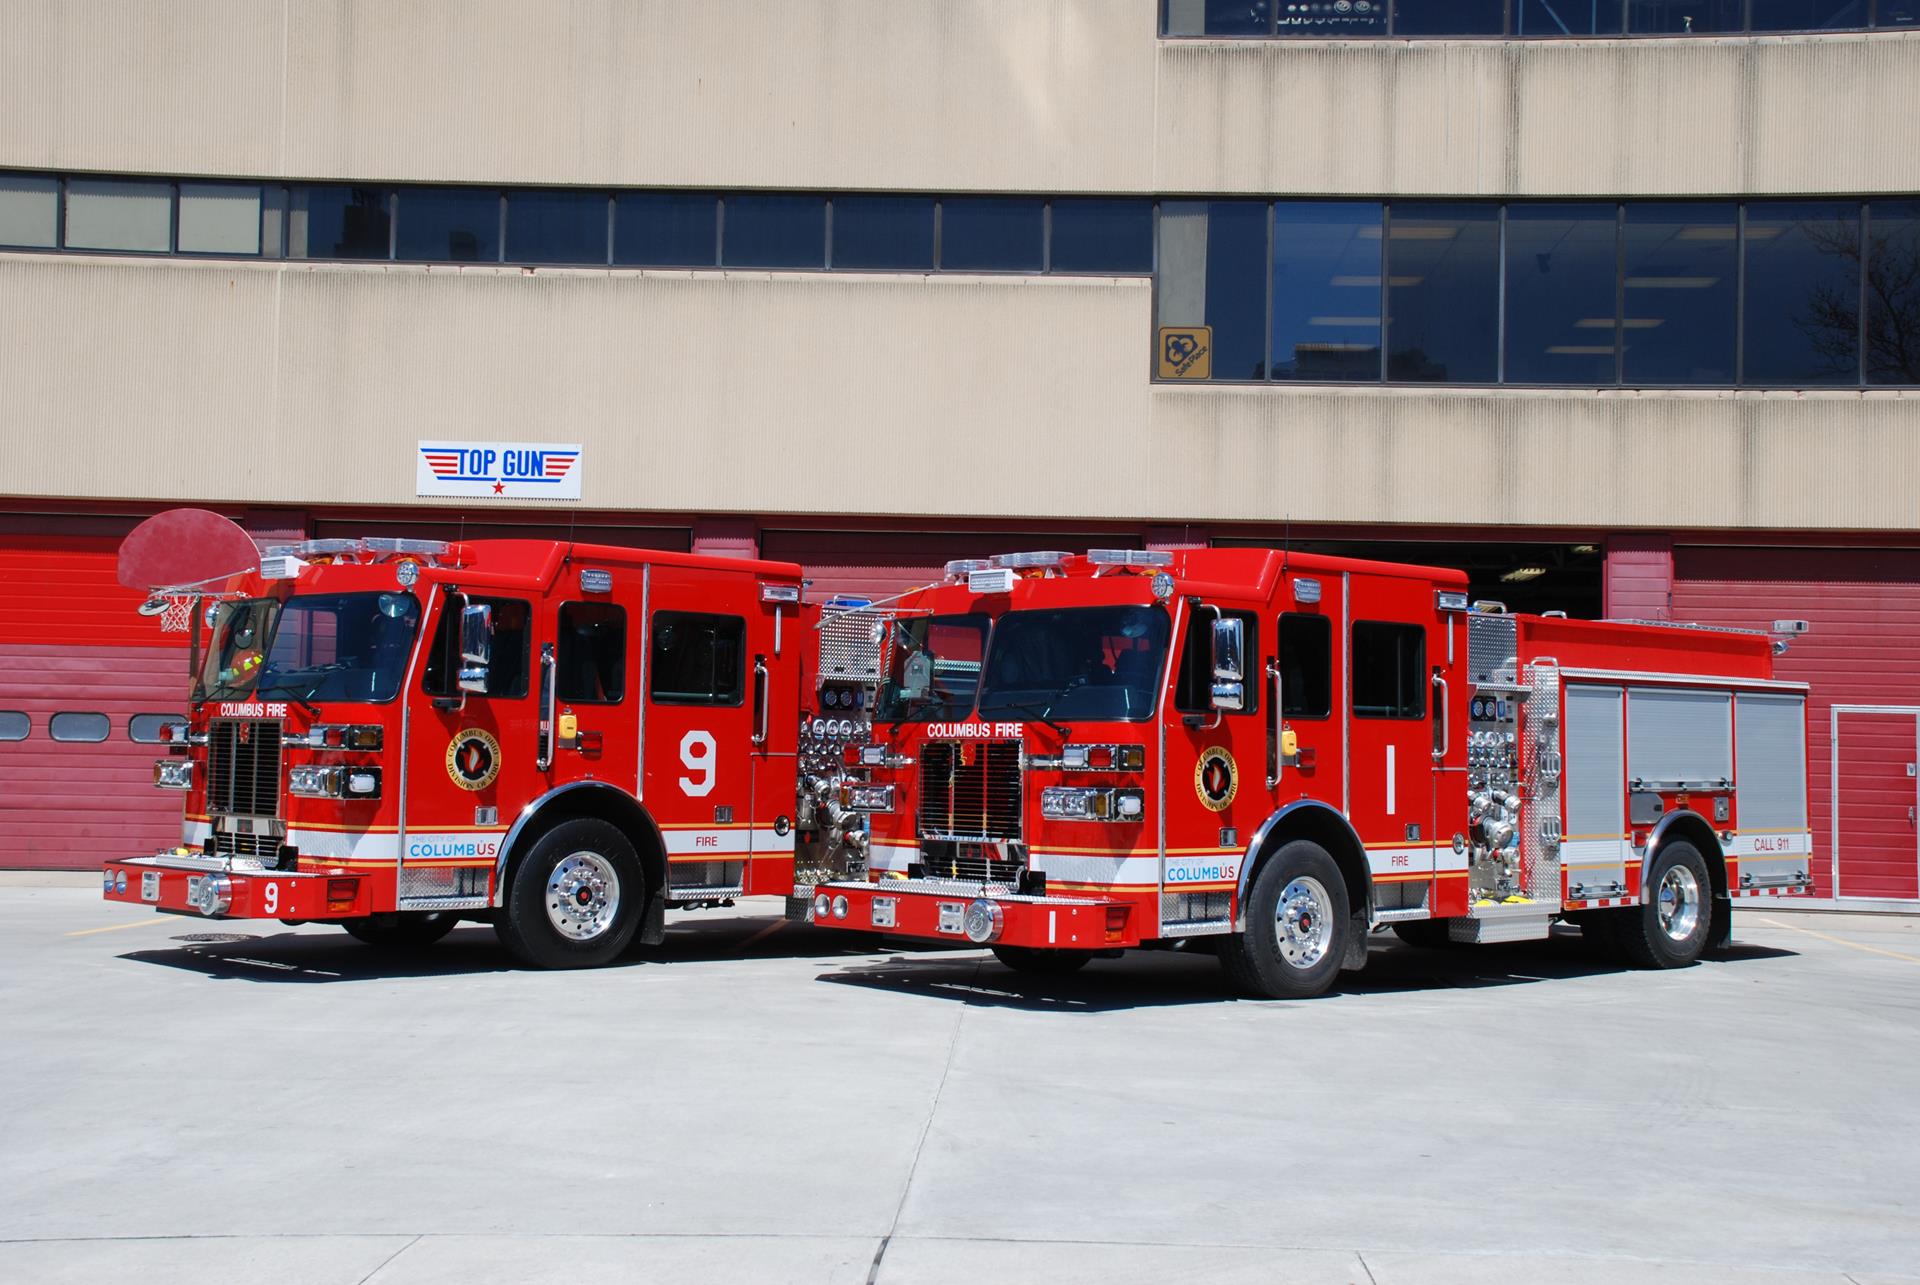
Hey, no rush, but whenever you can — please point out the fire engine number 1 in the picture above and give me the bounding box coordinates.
[680,731,717,797]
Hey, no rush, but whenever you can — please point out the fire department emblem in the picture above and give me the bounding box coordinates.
[446,729,502,791]
[1195,746,1238,812]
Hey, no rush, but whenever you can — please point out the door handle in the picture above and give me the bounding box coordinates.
[536,644,556,771]
[1265,656,1282,790]
[1431,670,1449,765]
[751,657,769,746]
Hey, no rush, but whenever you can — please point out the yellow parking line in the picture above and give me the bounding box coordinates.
[1755,916,1920,966]
[65,918,171,938]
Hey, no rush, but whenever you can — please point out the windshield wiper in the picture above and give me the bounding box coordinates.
[978,698,1069,738]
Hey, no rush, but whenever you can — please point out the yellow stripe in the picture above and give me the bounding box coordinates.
[1756,917,1920,966]
[65,918,172,938]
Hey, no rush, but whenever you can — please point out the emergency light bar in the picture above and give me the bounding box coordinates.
[1086,549,1173,568]
[993,550,1070,570]
[261,536,457,565]
[259,554,308,581]
[944,559,996,578]
[969,567,1017,594]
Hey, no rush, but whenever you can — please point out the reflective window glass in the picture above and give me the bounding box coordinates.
[291,186,391,260]
[1279,614,1332,719]
[177,183,262,255]
[0,174,58,248]
[1387,203,1499,383]
[557,603,626,703]
[614,192,717,266]
[506,190,608,264]
[831,195,934,270]
[49,712,111,743]
[721,195,826,269]
[650,611,745,705]
[395,188,499,262]
[1749,0,1867,26]
[64,179,171,253]
[1504,203,1619,385]
[1621,203,1737,384]
[940,197,1044,271]
[1271,202,1384,382]
[128,714,188,744]
[1515,0,1625,32]
[1206,202,1270,380]
[1352,623,1425,720]
[1626,0,1742,31]
[0,711,27,741]
[1743,201,1861,386]
[1164,0,1275,33]
[1866,202,1920,385]
[1393,0,1507,32]
[1049,199,1153,274]
[1879,0,1918,25]
[422,596,531,699]
[1278,0,1386,32]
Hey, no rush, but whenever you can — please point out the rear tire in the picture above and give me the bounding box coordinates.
[342,911,459,949]
[1220,839,1350,1000]
[991,944,1092,975]
[1614,841,1713,969]
[496,817,645,969]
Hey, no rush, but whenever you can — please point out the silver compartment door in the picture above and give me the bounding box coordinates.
[1564,684,1628,901]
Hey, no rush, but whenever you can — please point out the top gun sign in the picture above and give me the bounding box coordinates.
[417,441,583,500]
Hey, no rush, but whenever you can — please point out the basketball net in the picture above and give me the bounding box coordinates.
[137,594,198,633]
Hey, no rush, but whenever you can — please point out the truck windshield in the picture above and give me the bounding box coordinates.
[199,592,422,704]
[875,613,990,722]
[977,605,1169,723]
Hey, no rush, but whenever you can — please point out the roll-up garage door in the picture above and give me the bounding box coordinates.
[1670,546,1920,903]
[762,530,1123,603]
[313,517,692,552]
[0,527,190,869]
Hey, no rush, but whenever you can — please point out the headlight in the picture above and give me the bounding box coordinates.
[1041,787,1146,822]
[831,895,850,920]
[845,784,895,813]
[153,759,193,790]
[289,765,342,798]
[343,767,382,798]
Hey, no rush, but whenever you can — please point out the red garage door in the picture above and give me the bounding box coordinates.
[0,529,189,870]
[762,530,1125,602]
[1671,546,1920,903]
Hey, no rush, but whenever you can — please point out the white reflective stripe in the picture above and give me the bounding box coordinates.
[1561,837,1632,868]
[662,828,788,856]
[1727,831,1813,859]
[1386,745,1396,815]
[1364,846,1434,876]
[1031,853,1161,886]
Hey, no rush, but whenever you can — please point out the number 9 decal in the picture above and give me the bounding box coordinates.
[679,730,717,797]
[262,882,279,915]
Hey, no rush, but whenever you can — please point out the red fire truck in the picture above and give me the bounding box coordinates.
[806,547,1815,998]
[101,510,872,967]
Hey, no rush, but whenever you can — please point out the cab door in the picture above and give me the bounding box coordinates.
[1267,575,1342,816]
[1165,601,1266,916]
[1343,575,1439,909]
[748,585,804,896]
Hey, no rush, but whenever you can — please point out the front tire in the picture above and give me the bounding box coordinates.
[496,817,645,969]
[342,911,460,949]
[1614,840,1713,969]
[991,944,1092,975]
[1220,839,1350,999]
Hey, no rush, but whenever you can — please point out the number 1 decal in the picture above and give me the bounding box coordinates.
[679,730,717,797]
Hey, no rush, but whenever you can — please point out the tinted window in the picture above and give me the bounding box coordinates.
[0,711,28,741]
[1621,203,1737,384]
[1388,203,1499,383]
[0,174,58,248]
[422,596,531,699]
[650,611,745,705]
[1279,0,1385,31]
[1393,0,1506,34]
[939,197,1044,271]
[396,188,499,262]
[1515,0,1624,31]
[64,179,171,253]
[978,606,1170,723]
[507,190,608,264]
[294,186,391,259]
[1279,613,1332,719]
[614,192,717,266]
[1272,202,1384,382]
[1206,202,1270,381]
[1050,199,1153,274]
[1743,201,1861,386]
[1867,202,1920,385]
[128,714,188,744]
[1881,0,1918,25]
[1175,609,1259,714]
[177,183,262,255]
[876,613,990,722]
[1750,0,1867,26]
[557,603,626,703]
[831,196,934,269]
[721,195,826,269]
[1627,0,1741,33]
[1201,0,1274,32]
[50,712,111,743]
[1352,622,1425,719]
[1505,203,1620,384]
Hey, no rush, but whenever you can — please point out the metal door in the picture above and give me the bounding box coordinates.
[1831,706,1920,902]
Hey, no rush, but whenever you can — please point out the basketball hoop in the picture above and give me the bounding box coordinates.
[138,594,199,633]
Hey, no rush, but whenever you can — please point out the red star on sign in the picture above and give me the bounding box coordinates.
[492,481,505,494]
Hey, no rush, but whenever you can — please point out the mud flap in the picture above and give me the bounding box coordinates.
[1341,911,1370,971]
[639,886,667,946]
[1708,893,1733,951]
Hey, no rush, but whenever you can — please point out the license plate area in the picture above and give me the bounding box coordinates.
[141,871,161,902]
[936,901,965,935]
[870,896,897,930]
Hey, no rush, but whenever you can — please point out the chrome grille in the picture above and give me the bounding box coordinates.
[206,718,283,818]
[918,740,1022,842]
[920,841,1022,884]
[209,831,282,862]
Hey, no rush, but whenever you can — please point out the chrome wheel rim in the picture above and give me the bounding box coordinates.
[1657,864,1701,943]
[546,851,620,941]
[1275,875,1334,969]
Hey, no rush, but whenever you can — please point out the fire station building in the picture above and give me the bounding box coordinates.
[1,1,1916,904]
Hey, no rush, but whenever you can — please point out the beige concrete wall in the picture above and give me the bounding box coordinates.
[1,255,1914,532]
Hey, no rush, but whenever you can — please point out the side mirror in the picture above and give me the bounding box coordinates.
[1210,616,1245,712]
[458,603,493,694]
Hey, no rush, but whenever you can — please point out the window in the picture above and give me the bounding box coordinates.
[1627,0,1742,35]
[1743,201,1861,385]
[1388,204,1498,383]
[979,606,1169,723]
[1515,0,1624,32]
[1272,202,1384,382]
[613,192,717,266]
[1201,202,1270,380]
[64,179,170,252]
[49,712,111,743]
[1394,0,1505,34]
[507,190,609,264]
[422,596,531,699]
[831,196,934,270]
[1750,0,1869,27]
[939,197,1043,271]
[1175,0,1276,33]
[650,611,745,705]
[1175,609,1259,714]
[291,186,391,259]
[396,187,499,262]
[1279,0,1385,31]
[1279,613,1331,719]
[1866,202,1920,385]
[1622,203,1737,384]
[557,603,626,703]
[1881,0,1918,24]
[177,183,262,255]
[721,195,826,269]
[1050,199,1153,274]
[0,174,58,248]
[876,613,990,722]
[1504,203,1620,385]
[128,714,188,744]
[1352,622,1425,719]
[0,711,28,741]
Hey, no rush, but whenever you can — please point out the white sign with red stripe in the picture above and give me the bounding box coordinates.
[417,441,583,500]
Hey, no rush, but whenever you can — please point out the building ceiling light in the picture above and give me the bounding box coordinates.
[1500,566,1549,583]
[1573,545,1599,555]
[1676,226,1738,240]
[1625,276,1719,289]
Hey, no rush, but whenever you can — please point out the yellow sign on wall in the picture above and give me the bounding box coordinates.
[1158,326,1212,380]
